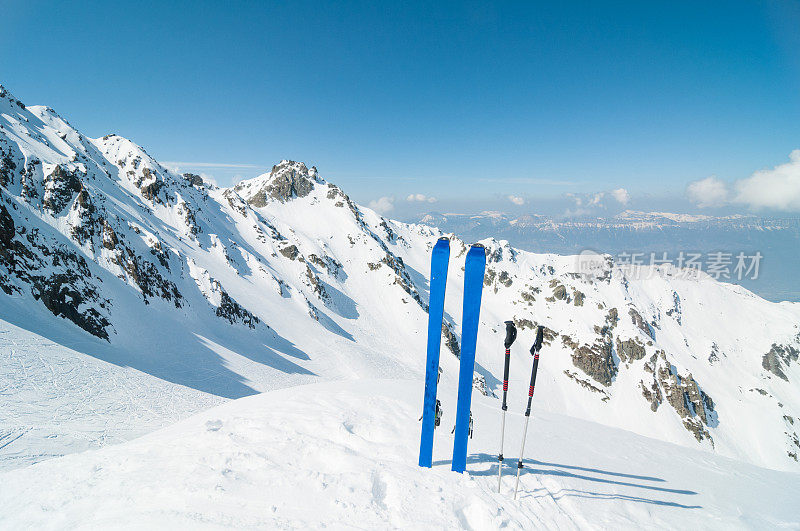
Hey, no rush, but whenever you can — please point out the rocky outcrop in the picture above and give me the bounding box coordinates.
[665,291,682,325]
[572,289,585,306]
[183,173,204,187]
[115,247,182,308]
[550,279,568,301]
[0,147,17,187]
[42,165,82,214]
[562,334,617,387]
[762,343,799,382]
[279,244,300,261]
[564,369,610,401]
[616,337,646,363]
[644,350,716,444]
[32,271,112,339]
[442,321,460,359]
[472,374,496,398]
[629,307,654,339]
[216,290,260,329]
[243,161,319,206]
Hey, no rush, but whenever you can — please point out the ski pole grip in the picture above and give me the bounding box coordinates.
[504,320,517,349]
[531,325,544,354]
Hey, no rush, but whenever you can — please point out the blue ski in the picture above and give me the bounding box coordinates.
[451,244,486,473]
[418,237,451,468]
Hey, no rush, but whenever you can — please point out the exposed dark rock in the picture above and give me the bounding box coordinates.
[246,161,317,205]
[472,374,496,398]
[617,337,646,363]
[550,279,568,301]
[223,189,248,216]
[183,173,204,186]
[216,290,260,329]
[519,285,540,304]
[562,334,617,387]
[305,265,328,300]
[102,220,118,250]
[31,271,111,340]
[0,204,14,246]
[380,252,423,307]
[115,247,182,307]
[442,321,460,359]
[0,147,17,187]
[629,307,654,339]
[181,202,200,235]
[762,343,799,381]
[498,270,512,287]
[708,342,721,364]
[279,244,300,261]
[513,317,535,330]
[140,177,165,204]
[42,165,82,214]
[665,291,682,325]
[564,370,610,401]
[573,289,585,306]
[655,362,716,444]
[639,378,663,412]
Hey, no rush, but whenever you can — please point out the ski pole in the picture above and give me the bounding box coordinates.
[498,320,517,492]
[514,325,544,500]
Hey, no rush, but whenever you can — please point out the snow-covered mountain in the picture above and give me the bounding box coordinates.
[2,81,800,486]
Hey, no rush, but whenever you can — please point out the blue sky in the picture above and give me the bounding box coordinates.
[2,1,799,217]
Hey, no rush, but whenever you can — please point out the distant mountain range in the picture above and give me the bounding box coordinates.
[418,210,800,302]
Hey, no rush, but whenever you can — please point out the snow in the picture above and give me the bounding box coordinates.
[0,313,222,472]
[1,379,797,529]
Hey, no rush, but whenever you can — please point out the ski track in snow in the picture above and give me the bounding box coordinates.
[0,319,224,471]
[1,380,797,529]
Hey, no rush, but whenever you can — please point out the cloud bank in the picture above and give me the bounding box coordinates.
[687,150,800,211]
[406,193,437,203]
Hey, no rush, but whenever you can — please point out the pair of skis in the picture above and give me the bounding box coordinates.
[419,237,486,473]
[497,323,544,499]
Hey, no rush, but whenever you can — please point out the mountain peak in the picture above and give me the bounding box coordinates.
[234,159,323,206]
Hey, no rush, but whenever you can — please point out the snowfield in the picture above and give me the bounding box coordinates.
[1,379,798,529]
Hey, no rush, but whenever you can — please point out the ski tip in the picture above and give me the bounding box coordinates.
[466,244,487,259]
[433,238,450,253]
[437,236,450,243]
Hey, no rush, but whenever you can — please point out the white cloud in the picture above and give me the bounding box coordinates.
[610,188,630,205]
[687,176,728,208]
[508,195,525,206]
[687,150,800,211]
[732,150,800,210]
[566,188,629,212]
[587,192,604,206]
[368,196,395,214]
[406,193,437,203]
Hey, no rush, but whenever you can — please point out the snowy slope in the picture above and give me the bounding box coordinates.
[1,380,798,530]
[0,311,222,470]
[2,81,800,478]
